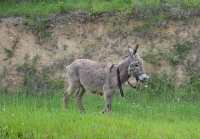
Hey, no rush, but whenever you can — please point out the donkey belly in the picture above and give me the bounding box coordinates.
[79,70,105,92]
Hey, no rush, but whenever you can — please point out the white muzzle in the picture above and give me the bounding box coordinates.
[138,74,149,81]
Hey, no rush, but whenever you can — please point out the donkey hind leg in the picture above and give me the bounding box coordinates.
[102,91,113,113]
[63,86,80,110]
[76,86,86,112]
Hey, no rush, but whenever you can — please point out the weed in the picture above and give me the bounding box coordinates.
[141,73,176,101]
[81,45,97,59]
[56,1,66,14]
[187,72,200,94]
[167,41,192,65]
[24,16,51,43]
[16,55,64,94]
[142,48,163,66]
[3,48,14,60]
[133,14,168,37]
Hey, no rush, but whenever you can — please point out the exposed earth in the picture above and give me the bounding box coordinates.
[0,13,200,88]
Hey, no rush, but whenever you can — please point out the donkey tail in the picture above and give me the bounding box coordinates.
[64,65,71,80]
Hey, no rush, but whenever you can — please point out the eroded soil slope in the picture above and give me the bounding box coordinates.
[0,14,200,87]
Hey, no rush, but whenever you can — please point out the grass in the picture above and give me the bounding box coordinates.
[0,0,200,17]
[0,88,200,139]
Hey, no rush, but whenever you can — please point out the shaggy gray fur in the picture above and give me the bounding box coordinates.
[64,46,148,113]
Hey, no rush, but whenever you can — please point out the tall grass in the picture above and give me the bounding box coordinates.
[0,91,200,139]
[0,70,199,139]
[0,72,200,138]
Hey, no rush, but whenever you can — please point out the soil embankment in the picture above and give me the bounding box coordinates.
[0,13,199,88]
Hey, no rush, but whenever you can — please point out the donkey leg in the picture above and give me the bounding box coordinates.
[63,90,69,109]
[76,87,85,112]
[64,86,79,110]
[102,91,113,113]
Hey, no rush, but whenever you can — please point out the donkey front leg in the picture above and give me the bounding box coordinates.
[102,90,113,113]
[76,87,85,112]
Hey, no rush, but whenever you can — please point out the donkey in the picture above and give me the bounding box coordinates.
[64,45,149,113]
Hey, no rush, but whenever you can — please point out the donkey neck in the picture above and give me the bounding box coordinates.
[117,57,130,84]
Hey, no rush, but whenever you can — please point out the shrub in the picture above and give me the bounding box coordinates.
[16,55,64,95]
[167,41,192,65]
[24,16,51,43]
[187,72,200,93]
[56,1,66,13]
[3,48,14,60]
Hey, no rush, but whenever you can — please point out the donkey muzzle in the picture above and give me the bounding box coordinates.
[138,74,149,82]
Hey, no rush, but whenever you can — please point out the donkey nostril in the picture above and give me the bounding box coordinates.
[138,74,149,81]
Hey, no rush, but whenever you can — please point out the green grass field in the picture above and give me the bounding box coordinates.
[0,89,200,139]
[0,0,200,17]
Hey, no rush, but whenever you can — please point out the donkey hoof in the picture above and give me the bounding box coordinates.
[101,109,106,114]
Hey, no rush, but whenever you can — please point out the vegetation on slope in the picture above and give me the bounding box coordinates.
[0,0,200,18]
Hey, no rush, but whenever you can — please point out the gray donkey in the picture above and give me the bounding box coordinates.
[64,45,149,113]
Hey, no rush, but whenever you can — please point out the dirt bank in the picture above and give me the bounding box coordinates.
[0,13,199,88]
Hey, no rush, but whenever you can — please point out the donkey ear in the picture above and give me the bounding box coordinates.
[133,44,139,54]
[128,47,134,56]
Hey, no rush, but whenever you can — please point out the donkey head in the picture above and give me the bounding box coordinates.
[127,44,149,82]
